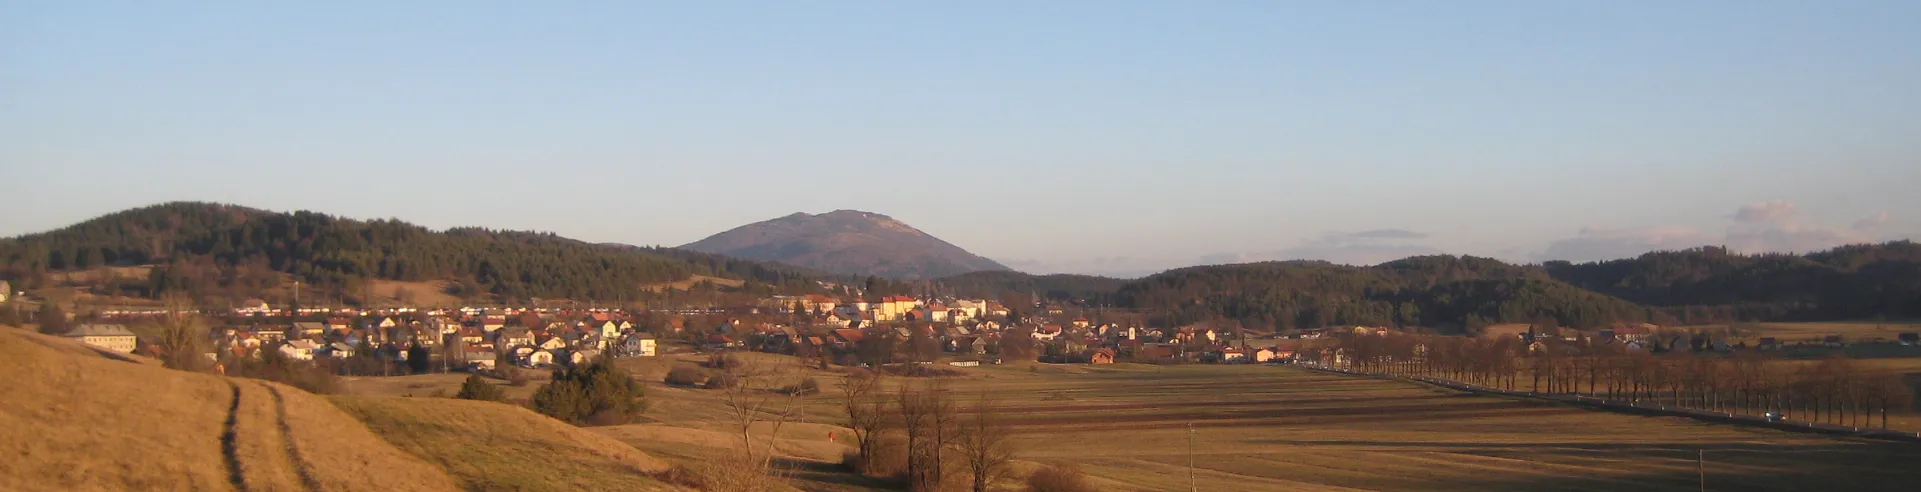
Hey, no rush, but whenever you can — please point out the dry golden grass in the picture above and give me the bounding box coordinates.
[347,347,1921,491]
[0,326,457,492]
[46,265,155,284]
[365,279,463,307]
[330,396,679,491]
[639,274,745,293]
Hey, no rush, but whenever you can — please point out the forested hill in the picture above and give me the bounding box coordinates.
[934,270,1127,305]
[1114,256,1649,332]
[1542,242,1921,322]
[0,202,832,303]
[1116,245,1921,331]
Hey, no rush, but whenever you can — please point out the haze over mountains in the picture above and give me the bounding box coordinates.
[679,210,1010,280]
[1,202,1918,333]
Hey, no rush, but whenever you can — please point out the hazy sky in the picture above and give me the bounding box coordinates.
[4,1,1918,276]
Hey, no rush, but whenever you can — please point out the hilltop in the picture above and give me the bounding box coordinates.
[0,202,835,305]
[682,210,1010,280]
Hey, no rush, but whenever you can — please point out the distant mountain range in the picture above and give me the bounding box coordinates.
[680,210,1010,280]
[3,202,1916,330]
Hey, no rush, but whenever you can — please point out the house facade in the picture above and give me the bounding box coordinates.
[61,324,138,354]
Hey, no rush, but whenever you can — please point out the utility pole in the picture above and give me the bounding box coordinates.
[1188,422,1198,492]
[1697,449,1706,492]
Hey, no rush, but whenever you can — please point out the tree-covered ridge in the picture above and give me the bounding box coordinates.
[0,201,267,269]
[1544,242,1921,321]
[0,202,829,302]
[1115,258,1651,332]
[934,270,1127,304]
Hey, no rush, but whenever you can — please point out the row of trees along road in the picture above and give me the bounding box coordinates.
[1310,333,1917,430]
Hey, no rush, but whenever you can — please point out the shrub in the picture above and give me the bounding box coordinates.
[847,435,909,479]
[702,372,739,390]
[785,377,821,396]
[530,357,646,426]
[506,370,531,387]
[454,373,505,402]
[1025,463,1095,492]
[664,366,706,387]
[704,353,742,370]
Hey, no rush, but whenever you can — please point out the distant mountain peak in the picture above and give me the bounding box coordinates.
[680,211,1007,279]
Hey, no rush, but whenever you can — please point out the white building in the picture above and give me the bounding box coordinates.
[280,340,319,361]
[61,324,138,354]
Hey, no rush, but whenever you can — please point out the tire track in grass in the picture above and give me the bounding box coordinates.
[265,383,324,491]
[221,381,251,492]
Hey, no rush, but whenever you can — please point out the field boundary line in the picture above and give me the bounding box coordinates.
[1296,364,1921,445]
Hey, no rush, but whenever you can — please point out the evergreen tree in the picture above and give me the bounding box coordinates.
[36,303,69,335]
[454,373,506,402]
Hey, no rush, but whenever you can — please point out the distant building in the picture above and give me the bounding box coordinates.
[281,340,319,360]
[60,324,137,354]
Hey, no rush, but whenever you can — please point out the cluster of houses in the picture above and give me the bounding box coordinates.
[734,295,1304,366]
[210,309,660,371]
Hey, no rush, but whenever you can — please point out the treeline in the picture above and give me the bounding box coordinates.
[1315,333,1917,430]
[1116,243,1921,331]
[933,271,1125,306]
[0,202,833,303]
[1115,256,1650,332]
[1544,243,1921,321]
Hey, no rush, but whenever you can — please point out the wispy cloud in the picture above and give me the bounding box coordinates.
[1199,229,1441,266]
[1541,201,1900,261]
[1732,199,1799,223]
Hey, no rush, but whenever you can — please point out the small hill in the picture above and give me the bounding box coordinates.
[330,397,677,491]
[0,202,833,303]
[681,210,1009,279]
[0,326,458,491]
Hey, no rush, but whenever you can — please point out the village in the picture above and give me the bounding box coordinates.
[45,291,1921,379]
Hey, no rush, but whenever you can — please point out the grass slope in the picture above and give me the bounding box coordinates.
[330,396,678,491]
[0,326,458,492]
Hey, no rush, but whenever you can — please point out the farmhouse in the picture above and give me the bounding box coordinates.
[280,340,319,360]
[60,324,138,354]
[1089,348,1116,365]
[622,334,657,356]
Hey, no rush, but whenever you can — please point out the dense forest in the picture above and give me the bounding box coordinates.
[1118,244,1921,331]
[0,202,831,304]
[1543,243,1921,321]
[933,271,1126,305]
[1114,256,1648,332]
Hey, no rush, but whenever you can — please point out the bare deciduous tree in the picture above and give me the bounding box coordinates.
[841,370,891,475]
[957,389,1015,492]
[711,355,802,491]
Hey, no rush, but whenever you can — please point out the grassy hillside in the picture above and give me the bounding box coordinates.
[330,397,678,491]
[0,326,458,492]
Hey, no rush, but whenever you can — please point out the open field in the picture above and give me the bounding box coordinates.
[641,274,746,293]
[1676,321,1921,343]
[927,363,1921,492]
[339,350,1921,491]
[331,396,676,491]
[366,279,464,307]
[0,326,457,492]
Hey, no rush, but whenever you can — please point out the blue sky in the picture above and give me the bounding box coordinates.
[4,1,1917,276]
